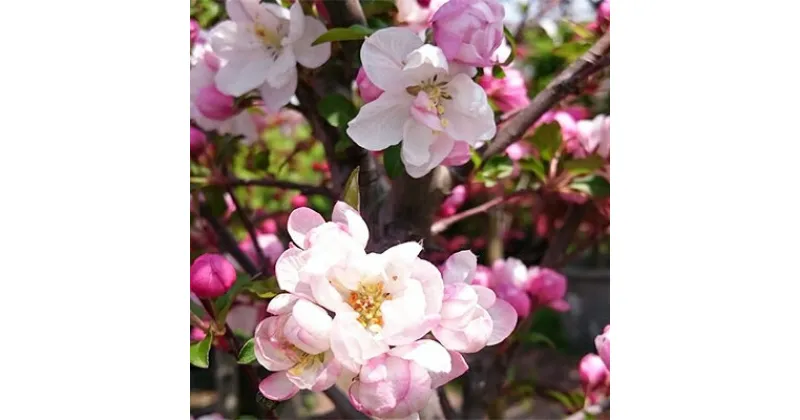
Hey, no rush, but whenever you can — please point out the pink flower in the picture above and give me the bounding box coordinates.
[574,115,610,159]
[579,354,609,404]
[598,0,610,25]
[254,297,342,400]
[431,0,506,67]
[239,233,285,268]
[190,126,207,158]
[478,66,530,114]
[195,84,237,121]
[434,251,517,352]
[227,300,268,336]
[395,0,450,33]
[443,185,467,210]
[260,218,278,234]
[290,194,308,208]
[191,19,200,44]
[356,67,383,104]
[441,141,472,166]
[349,340,467,418]
[190,254,238,298]
[505,143,530,161]
[491,258,533,318]
[527,267,570,312]
[595,324,610,369]
[471,264,492,287]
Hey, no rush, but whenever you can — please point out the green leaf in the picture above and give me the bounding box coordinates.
[243,277,280,298]
[190,333,214,368]
[343,167,361,211]
[335,135,355,155]
[253,150,271,170]
[204,187,229,218]
[475,155,514,187]
[546,390,578,411]
[552,41,593,61]
[361,0,396,17]
[569,174,610,198]
[237,338,256,364]
[312,25,374,46]
[317,94,358,128]
[502,25,517,66]
[214,273,252,323]
[383,144,403,179]
[523,332,556,348]
[491,65,506,79]
[529,122,562,161]
[519,157,547,181]
[562,155,605,176]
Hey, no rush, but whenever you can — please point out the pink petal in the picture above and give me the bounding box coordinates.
[287,207,325,248]
[382,280,429,345]
[311,353,343,391]
[283,299,332,354]
[390,339,451,374]
[253,317,295,371]
[429,351,468,388]
[411,259,444,315]
[486,299,517,346]
[332,201,369,249]
[433,306,492,353]
[548,299,571,312]
[330,312,390,372]
[293,16,332,68]
[471,285,496,308]
[442,250,477,284]
[259,371,300,401]
[274,247,314,299]
[360,27,424,92]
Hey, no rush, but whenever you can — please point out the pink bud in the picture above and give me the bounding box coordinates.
[494,281,532,318]
[448,235,469,251]
[190,126,207,158]
[431,0,506,66]
[443,185,468,210]
[290,194,308,208]
[527,267,570,312]
[190,253,237,298]
[598,0,610,24]
[579,354,609,404]
[190,19,200,44]
[440,205,457,217]
[471,264,493,287]
[260,218,278,234]
[196,85,237,120]
[356,67,383,103]
[595,325,610,369]
[417,0,432,7]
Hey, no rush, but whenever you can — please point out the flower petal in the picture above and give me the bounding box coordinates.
[429,350,468,388]
[390,339,451,374]
[309,274,347,312]
[382,280,428,346]
[258,66,297,112]
[292,16,331,68]
[226,0,280,28]
[411,258,444,315]
[287,207,325,248]
[442,250,477,284]
[284,1,306,44]
[401,44,449,86]
[214,49,272,96]
[347,92,412,151]
[274,247,313,298]
[443,73,497,142]
[401,119,435,166]
[311,352,343,391]
[361,27,425,92]
[259,371,300,401]
[284,299,332,354]
[253,317,295,371]
[332,201,369,249]
[472,285,496,309]
[486,298,517,346]
[267,292,299,315]
[433,306,493,353]
[209,20,261,59]
[265,48,297,89]
[402,133,455,179]
[330,312,390,372]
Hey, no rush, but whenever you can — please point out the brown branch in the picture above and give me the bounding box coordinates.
[437,387,457,420]
[222,179,267,271]
[481,31,611,159]
[430,190,531,235]
[197,198,260,277]
[219,176,336,198]
[540,204,589,268]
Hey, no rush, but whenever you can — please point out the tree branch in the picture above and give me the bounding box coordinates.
[223,181,267,271]
[197,198,259,277]
[431,190,532,234]
[481,31,611,159]
[540,204,589,268]
[436,387,457,420]
[220,176,336,198]
[324,388,369,420]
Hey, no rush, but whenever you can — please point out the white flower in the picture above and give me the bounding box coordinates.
[346,28,496,178]
[209,0,330,111]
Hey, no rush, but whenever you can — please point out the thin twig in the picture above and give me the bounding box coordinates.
[222,178,267,271]
[220,177,336,198]
[481,32,611,159]
[190,311,206,329]
[197,199,259,276]
[431,190,530,234]
[437,387,457,420]
[540,204,589,268]
[324,388,369,420]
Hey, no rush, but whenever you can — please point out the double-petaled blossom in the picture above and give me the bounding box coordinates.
[478,66,530,114]
[349,340,468,419]
[434,251,517,353]
[578,354,609,404]
[491,258,533,318]
[528,267,570,312]
[431,0,505,66]
[209,0,330,110]
[190,253,237,298]
[595,324,610,369]
[190,46,259,142]
[254,295,342,400]
[347,28,496,178]
[574,115,610,159]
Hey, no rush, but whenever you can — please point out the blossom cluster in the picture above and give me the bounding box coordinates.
[348,0,507,178]
[579,324,611,404]
[251,201,517,418]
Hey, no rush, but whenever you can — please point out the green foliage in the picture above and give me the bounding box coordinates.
[343,167,361,211]
[312,25,375,46]
[204,187,229,218]
[214,273,252,324]
[361,0,397,17]
[570,174,610,198]
[502,26,516,66]
[563,155,605,176]
[522,331,557,348]
[317,94,358,129]
[190,333,213,368]
[528,122,562,161]
[491,65,506,79]
[243,276,280,299]
[475,155,514,187]
[237,338,256,365]
[519,157,547,181]
[383,144,403,179]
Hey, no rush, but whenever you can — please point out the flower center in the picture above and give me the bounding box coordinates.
[288,349,325,376]
[347,282,391,329]
[253,23,284,59]
[407,75,452,128]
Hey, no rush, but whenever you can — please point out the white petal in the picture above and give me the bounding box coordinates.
[292,16,331,68]
[310,275,347,312]
[287,207,325,248]
[401,120,435,166]
[346,93,412,151]
[443,73,497,142]
[265,48,297,89]
[267,293,300,315]
[390,339,451,374]
[361,27,424,92]
[442,250,477,284]
[402,133,454,179]
[209,20,261,59]
[472,285,497,309]
[259,371,300,401]
[411,258,444,315]
[290,299,333,353]
[486,299,518,346]
[330,312,390,372]
[274,247,309,295]
[401,44,449,86]
[332,201,369,249]
[226,0,279,29]
[381,279,427,345]
[429,351,468,388]
[284,1,306,44]
[258,66,297,112]
[214,50,272,96]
